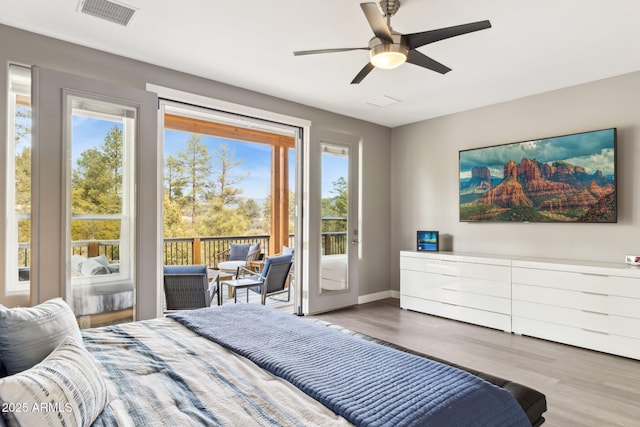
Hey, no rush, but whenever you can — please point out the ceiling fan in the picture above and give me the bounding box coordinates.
[293,0,491,84]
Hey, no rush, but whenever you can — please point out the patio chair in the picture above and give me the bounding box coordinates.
[236,253,293,304]
[216,242,261,276]
[163,265,217,310]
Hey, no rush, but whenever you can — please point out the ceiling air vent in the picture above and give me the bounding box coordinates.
[77,0,138,26]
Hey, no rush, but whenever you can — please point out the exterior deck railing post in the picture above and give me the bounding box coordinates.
[193,237,202,265]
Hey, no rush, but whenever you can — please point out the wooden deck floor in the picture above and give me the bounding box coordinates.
[311,298,640,427]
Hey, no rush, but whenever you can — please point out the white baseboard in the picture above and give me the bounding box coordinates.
[358,290,400,304]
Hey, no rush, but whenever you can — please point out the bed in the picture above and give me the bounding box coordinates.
[0,300,546,427]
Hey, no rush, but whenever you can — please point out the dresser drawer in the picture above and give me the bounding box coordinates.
[512,316,640,360]
[401,270,510,298]
[512,283,640,319]
[406,286,510,314]
[513,300,640,339]
[400,256,510,282]
[512,267,640,299]
[401,295,511,332]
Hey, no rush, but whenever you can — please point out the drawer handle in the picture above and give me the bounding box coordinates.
[581,291,610,297]
[441,288,458,292]
[581,309,609,316]
[581,328,610,336]
[440,301,458,307]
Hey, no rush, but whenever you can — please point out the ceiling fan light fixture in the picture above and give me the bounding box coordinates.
[369,43,408,69]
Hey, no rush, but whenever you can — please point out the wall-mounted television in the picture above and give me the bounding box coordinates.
[459,128,617,223]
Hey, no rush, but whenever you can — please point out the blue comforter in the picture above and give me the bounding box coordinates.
[170,304,530,427]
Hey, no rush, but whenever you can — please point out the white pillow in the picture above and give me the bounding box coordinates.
[0,336,108,427]
[0,298,83,375]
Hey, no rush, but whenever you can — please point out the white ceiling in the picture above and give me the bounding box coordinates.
[3,0,640,127]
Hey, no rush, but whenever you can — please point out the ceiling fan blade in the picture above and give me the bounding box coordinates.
[406,50,451,74]
[361,2,394,43]
[294,47,369,56]
[405,20,492,49]
[351,62,375,84]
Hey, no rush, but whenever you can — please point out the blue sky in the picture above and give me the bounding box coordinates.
[72,116,347,201]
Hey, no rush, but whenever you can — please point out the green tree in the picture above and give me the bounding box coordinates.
[163,192,186,237]
[196,199,250,237]
[15,106,32,244]
[321,176,348,233]
[165,154,187,204]
[70,125,124,241]
[72,126,123,214]
[211,142,245,206]
[177,134,212,225]
[239,198,264,233]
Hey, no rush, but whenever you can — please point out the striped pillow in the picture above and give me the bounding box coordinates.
[0,337,108,427]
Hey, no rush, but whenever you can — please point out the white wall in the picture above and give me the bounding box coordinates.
[0,24,392,306]
[390,71,640,290]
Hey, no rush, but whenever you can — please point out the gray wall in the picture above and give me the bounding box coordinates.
[390,71,640,290]
[0,24,392,305]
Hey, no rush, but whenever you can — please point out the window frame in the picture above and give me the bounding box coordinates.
[63,93,137,290]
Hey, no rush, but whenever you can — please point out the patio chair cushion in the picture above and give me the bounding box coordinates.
[71,255,118,277]
[163,265,208,276]
[81,258,110,276]
[251,253,294,283]
[249,243,261,255]
[217,260,247,272]
[229,243,250,261]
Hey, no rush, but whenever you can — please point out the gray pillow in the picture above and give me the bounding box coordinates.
[81,258,110,276]
[0,298,83,375]
[229,243,250,261]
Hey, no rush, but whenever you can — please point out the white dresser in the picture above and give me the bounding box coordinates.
[400,251,512,332]
[511,258,640,360]
[400,251,640,360]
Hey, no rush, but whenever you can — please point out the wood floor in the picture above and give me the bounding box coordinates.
[312,298,640,427]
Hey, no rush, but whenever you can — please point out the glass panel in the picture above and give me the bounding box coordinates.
[6,65,32,298]
[320,143,349,293]
[161,103,298,309]
[67,95,135,328]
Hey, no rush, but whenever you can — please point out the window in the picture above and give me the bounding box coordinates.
[66,95,136,291]
[5,64,32,297]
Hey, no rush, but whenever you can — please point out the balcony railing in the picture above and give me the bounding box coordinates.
[17,232,346,277]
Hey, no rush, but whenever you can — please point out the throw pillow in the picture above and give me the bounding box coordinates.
[228,243,250,261]
[282,246,294,255]
[0,298,83,375]
[0,336,108,427]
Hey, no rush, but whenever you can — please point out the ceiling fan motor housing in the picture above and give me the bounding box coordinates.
[379,0,400,17]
